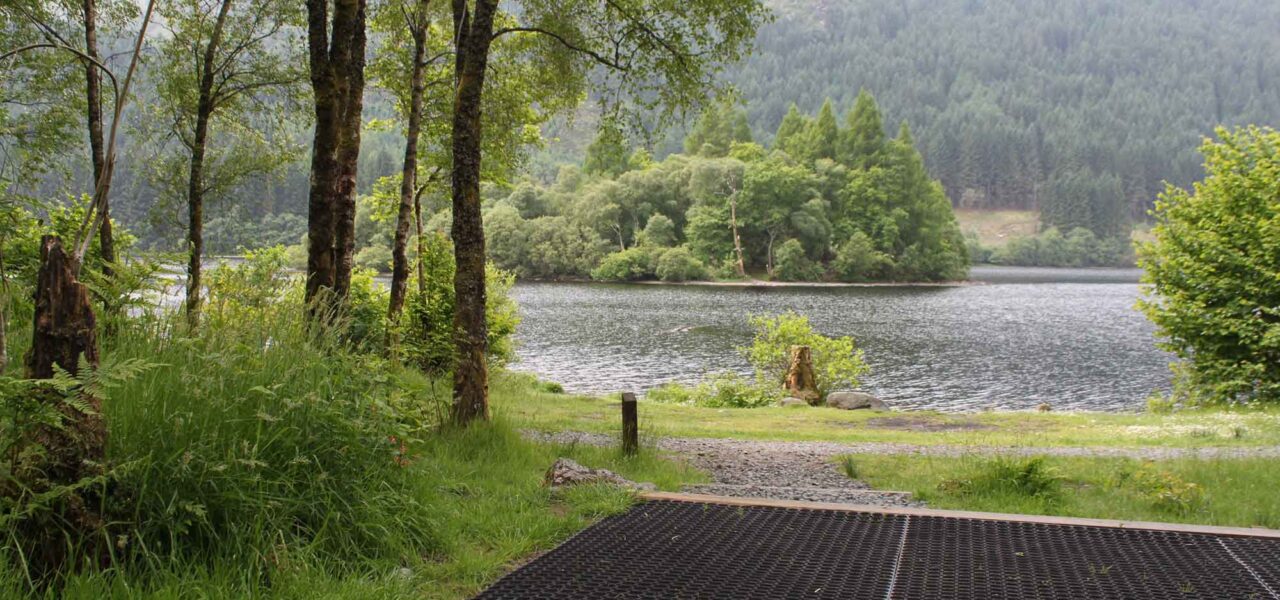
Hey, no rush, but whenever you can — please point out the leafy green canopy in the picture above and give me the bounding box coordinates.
[1138,127,1280,404]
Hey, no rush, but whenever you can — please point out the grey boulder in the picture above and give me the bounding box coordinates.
[544,457,656,491]
[826,391,889,411]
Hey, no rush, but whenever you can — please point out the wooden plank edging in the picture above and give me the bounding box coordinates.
[640,491,1280,540]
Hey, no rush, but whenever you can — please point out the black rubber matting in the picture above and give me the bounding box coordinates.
[475,498,1280,599]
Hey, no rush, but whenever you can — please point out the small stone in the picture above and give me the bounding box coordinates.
[780,398,809,408]
[826,391,889,411]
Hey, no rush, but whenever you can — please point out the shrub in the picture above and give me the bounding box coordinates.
[353,245,393,273]
[637,214,677,247]
[964,232,993,265]
[1138,127,1280,404]
[742,312,869,398]
[1112,462,1206,515]
[591,246,662,281]
[646,372,782,408]
[987,227,1131,267]
[832,232,893,282]
[399,233,519,373]
[655,246,707,282]
[772,238,822,281]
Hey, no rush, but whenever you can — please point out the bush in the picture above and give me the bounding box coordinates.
[772,238,822,281]
[591,246,663,281]
[637,214,677,248]
[742,312,869,398]
[1110,461,1206,515]
[988,227,1131,267]
[964,232,992,265]
[646,372,782,408]
[399,233,520,373]
[1138,127,1280,404]
[655,246,707,282]
[353,244,393,272]
[832,232,893,282]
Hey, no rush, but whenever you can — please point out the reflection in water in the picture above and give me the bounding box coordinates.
[510,266,1170,412]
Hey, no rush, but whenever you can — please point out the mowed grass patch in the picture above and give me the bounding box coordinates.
[842,453,1280,529]
[497,383,1280,449]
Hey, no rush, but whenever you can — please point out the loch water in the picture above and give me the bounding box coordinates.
[510,266,1171,412]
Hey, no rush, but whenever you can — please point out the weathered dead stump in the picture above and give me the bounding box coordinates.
[784,345,821,406]
[15,235,107,577]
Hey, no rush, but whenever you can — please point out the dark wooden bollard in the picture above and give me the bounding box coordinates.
[621,392,638,456]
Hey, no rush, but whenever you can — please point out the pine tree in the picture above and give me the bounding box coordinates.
[684,101,752,157]
[774,103,808,158]
[805,98,839,161]
[840,90,886,169]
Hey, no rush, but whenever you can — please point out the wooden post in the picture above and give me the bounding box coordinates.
[621,392,638,456]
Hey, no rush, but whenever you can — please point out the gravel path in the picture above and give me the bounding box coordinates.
[528,430,1280,507]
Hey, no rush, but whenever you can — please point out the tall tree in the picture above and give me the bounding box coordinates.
[369,0,576,335]
[81,0,113,278]
[773,102,807,158]
[304,0,368,317]
[446,0,769,424]
[149,0,303,327]
[840,90,885,169]
[805,98,838,161]
[376,0,435,327]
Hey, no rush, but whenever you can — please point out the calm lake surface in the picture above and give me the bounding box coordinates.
[510,266,1172,412]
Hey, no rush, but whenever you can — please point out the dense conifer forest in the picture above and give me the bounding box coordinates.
[725,0,1280,218]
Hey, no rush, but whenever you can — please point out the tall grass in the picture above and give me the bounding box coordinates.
[0,254,701,598]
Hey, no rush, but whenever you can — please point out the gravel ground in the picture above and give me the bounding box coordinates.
[528,430,1280,461]
[528,430,1280,507]
[527,430,918,506]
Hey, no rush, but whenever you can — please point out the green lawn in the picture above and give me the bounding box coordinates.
[496,379,1280,449]
[844,453,1280,529]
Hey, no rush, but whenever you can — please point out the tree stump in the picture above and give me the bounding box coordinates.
[19,235,107,576]
[784,345,821,406]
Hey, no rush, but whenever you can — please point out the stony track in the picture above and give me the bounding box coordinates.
[528,430,1280,507]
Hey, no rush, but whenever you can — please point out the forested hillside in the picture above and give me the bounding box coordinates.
[14,0,1280,253]
[726,0,1280,216]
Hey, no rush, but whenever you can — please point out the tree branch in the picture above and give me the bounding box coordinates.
[492,26,629,71]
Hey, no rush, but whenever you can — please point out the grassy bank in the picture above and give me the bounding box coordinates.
[842,453,1280,529]
[502,387,1280,449]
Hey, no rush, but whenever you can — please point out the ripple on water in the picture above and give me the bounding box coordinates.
[509,267,1171,412]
